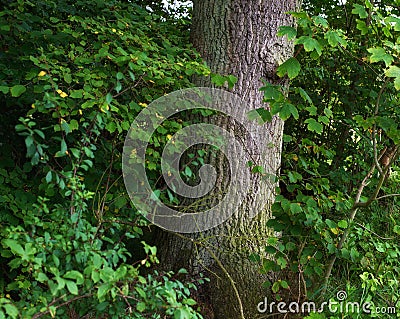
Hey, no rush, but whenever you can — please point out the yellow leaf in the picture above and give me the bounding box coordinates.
[330,228,339,235]
[38,71,47,77]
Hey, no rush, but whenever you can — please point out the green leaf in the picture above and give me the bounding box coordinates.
[325,30,347,48]
[385,66,400,90]
[312,16,328,28]
[106,93,113,104]
[352,4,368,18]
[97,283,111,301]
[247,108,272,124]
[116,72,124,80]
[2,239,24,256]
[279,103,299,120]
[277,26,297,40]
[3,304,18,318]
[304,118,323,134]
[356,19,368,35]
[10,85,26,97]
[290,203,302,214]
[337,220,348,228]
[298,88,313,105]
[136,302,146,312]
[211,74,227,87]
[280,280,289,289]
[174,308,191,319]
[272,281,280,293]
[261,83,283,101]
[184,166,192,178]
[0,86,9,94]
[386,16,400,31]
[64,73,72,84]
[69,119,79,131]
[276,57,301,79]
[64,270,84,284]
[70,90,83,98]
[304,313,326,319]
[61,139,67,154]
[305,106,317,116]
[367,47,394,67]
[46,171,52,183]
[66,280,78,295]
[106,122,117,133]
[227,75,238,89]
[276,257,287,269]
[295,36,323,55]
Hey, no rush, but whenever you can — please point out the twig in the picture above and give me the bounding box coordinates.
[354,222,394,240]
[32,293,93,319]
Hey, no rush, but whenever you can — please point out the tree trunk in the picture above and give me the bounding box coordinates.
[157,1,298,318]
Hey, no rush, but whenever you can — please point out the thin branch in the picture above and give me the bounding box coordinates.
[354,222,394,240]
[376,193,400,201]
[32,293,93,319]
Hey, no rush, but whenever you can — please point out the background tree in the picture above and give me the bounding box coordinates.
[156,1,298,318]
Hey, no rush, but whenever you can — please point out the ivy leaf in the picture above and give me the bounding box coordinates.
[211,74,227,87]
[385,66,400,90]
[304,118,323,134]
[280,280,289,289]
[367,47,393,67]
[276,57,301,79]
[227,75,238,89]
[10,85,26,97]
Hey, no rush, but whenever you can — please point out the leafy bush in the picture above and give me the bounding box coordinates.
[256,1,400,317]
[0,0,209,318]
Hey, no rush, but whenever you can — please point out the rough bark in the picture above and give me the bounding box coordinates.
[157,1,298,318]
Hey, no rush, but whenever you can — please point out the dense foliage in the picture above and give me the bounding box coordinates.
[1,0,400,318]
[0,0,209,318]
[261,0,400,317]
